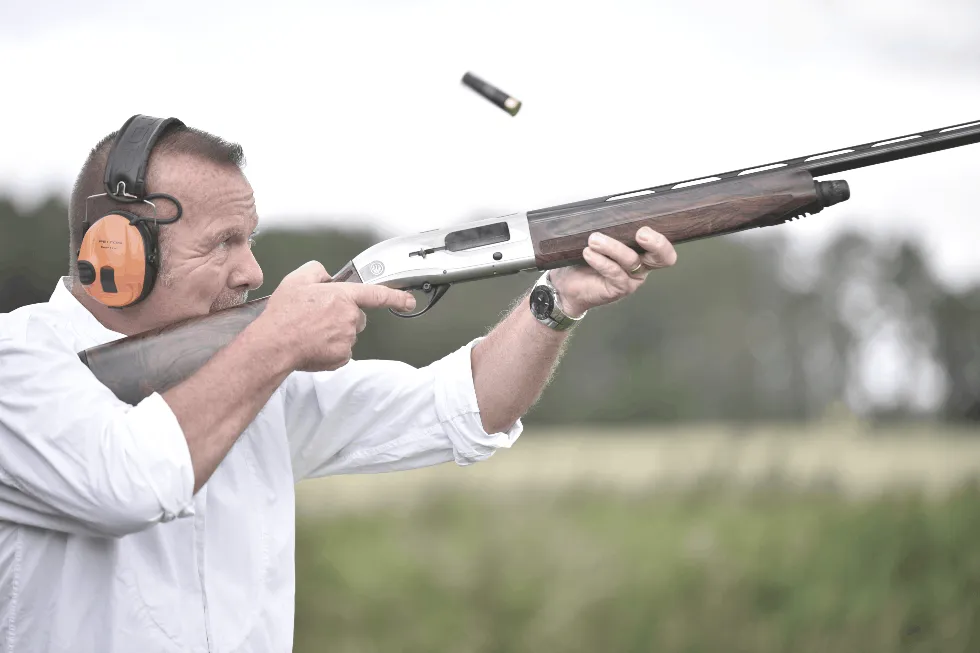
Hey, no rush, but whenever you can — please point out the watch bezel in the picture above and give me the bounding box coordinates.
[528,271,586,331]
[529,285,555,321]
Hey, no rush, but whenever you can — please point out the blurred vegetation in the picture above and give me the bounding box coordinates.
[2,194,979,424]
[294,481,980,653]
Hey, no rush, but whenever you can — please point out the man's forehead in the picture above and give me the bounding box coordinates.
[151,153,252,203]
[150,153,258,229]
[201,205,259,236]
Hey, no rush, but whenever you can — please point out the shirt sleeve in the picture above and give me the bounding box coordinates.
[0,318,196,538]
[284,337,523,481]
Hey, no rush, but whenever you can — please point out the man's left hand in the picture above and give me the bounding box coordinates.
[548,226,677,318]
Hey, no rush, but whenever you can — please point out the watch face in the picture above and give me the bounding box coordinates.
[529,286,555,320]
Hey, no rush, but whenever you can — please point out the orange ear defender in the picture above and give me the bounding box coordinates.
[76,115,185,309]
[76,212,159,308]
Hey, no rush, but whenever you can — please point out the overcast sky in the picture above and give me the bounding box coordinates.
[2,0,978,288]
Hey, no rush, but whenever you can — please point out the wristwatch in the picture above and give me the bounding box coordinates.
[528,271,587,331]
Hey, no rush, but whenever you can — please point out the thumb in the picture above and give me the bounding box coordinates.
[280,261,330,288]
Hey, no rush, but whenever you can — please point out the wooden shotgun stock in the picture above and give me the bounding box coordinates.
[78,261,361,405]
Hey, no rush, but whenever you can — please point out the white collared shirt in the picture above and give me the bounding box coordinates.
[0,278,522,653]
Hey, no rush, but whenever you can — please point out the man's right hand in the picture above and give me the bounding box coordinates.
[252,261,417,373]
[163,260,416,493]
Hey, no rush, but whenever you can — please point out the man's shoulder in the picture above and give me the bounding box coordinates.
[0,296,77,352]
[1,299,50,339]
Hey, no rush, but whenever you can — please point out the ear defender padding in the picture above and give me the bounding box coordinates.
[77,260,97,285]
[76,213,156,308]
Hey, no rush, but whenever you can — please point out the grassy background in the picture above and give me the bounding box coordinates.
[293,427,980,652]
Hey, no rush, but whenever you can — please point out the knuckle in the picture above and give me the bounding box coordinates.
[306,260,327,274]
[340,318,358,336]
[328,343,349,362]
[334,290,353,308]
[351,286,379,306]
[657,245,678,266]
[374,287,394,305]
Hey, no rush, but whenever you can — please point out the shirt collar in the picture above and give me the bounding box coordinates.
[49,276,127,344]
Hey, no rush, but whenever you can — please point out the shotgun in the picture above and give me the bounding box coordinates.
[79,118,980,405]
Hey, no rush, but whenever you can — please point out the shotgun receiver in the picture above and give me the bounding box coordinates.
[80,118,980,404]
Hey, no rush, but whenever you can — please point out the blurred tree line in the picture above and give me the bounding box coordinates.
[2,194,978,425]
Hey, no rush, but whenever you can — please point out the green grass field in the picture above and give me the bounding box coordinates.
[293,427,980,652]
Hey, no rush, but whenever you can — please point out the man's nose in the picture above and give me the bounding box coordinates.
[231,247,264,292]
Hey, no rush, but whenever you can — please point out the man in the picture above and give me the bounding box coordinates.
[0,117,676,652]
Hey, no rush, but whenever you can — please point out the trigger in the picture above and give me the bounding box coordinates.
[389,283,451,318]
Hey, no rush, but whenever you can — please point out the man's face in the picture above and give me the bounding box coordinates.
[143,154,263,325]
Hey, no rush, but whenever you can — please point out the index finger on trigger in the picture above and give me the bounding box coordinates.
[348,285,418,312]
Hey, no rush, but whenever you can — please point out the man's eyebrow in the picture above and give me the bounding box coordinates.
[206,224,247,243]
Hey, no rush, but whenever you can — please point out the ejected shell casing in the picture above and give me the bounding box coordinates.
[461,72,522,116]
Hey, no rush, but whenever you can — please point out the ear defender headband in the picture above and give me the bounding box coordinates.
[76,114,185,308]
